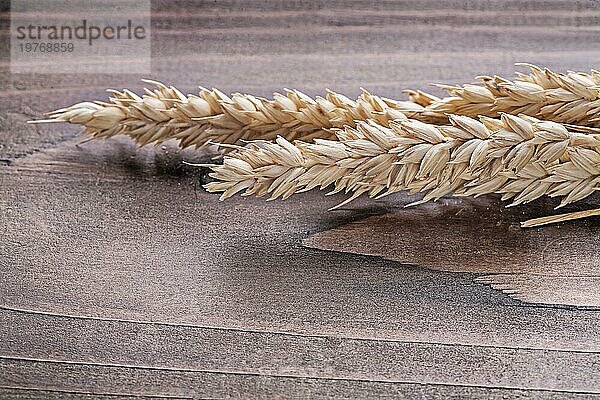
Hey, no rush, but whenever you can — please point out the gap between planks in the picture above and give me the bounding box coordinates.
[2,356,600,396]
[2,305,598,355]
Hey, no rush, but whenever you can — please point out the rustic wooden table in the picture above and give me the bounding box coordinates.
[1,1,600,398]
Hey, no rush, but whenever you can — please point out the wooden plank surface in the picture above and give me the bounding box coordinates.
[1,1,600,398]
[303,195,600,307]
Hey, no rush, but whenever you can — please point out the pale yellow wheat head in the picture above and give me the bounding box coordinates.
[32,81,419,149]
[204,114,600,226]
[404,64,600,127]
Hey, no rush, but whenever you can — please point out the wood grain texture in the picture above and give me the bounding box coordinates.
[3,359,598,400]
[3,306,600,392]
[2,0,600,398]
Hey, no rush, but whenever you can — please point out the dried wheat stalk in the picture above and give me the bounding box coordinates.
[204,114,600,226]
[31,66,600,225]
[34,65,600,151]
[31,81,418,149]
[402,64,600,127]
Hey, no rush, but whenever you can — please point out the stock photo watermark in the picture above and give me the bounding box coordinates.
[10,0,151,74]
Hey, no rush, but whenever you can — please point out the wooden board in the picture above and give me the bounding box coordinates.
[2,1,600,398]
[303,195,600,307]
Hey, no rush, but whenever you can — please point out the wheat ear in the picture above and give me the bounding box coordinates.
[403,64,600,127]
[30,81,421,149]
[31,65,600,149]
[204,114,600,225]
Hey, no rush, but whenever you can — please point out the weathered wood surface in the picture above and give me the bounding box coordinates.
[304,194,600,307]
[1,1,600,398]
